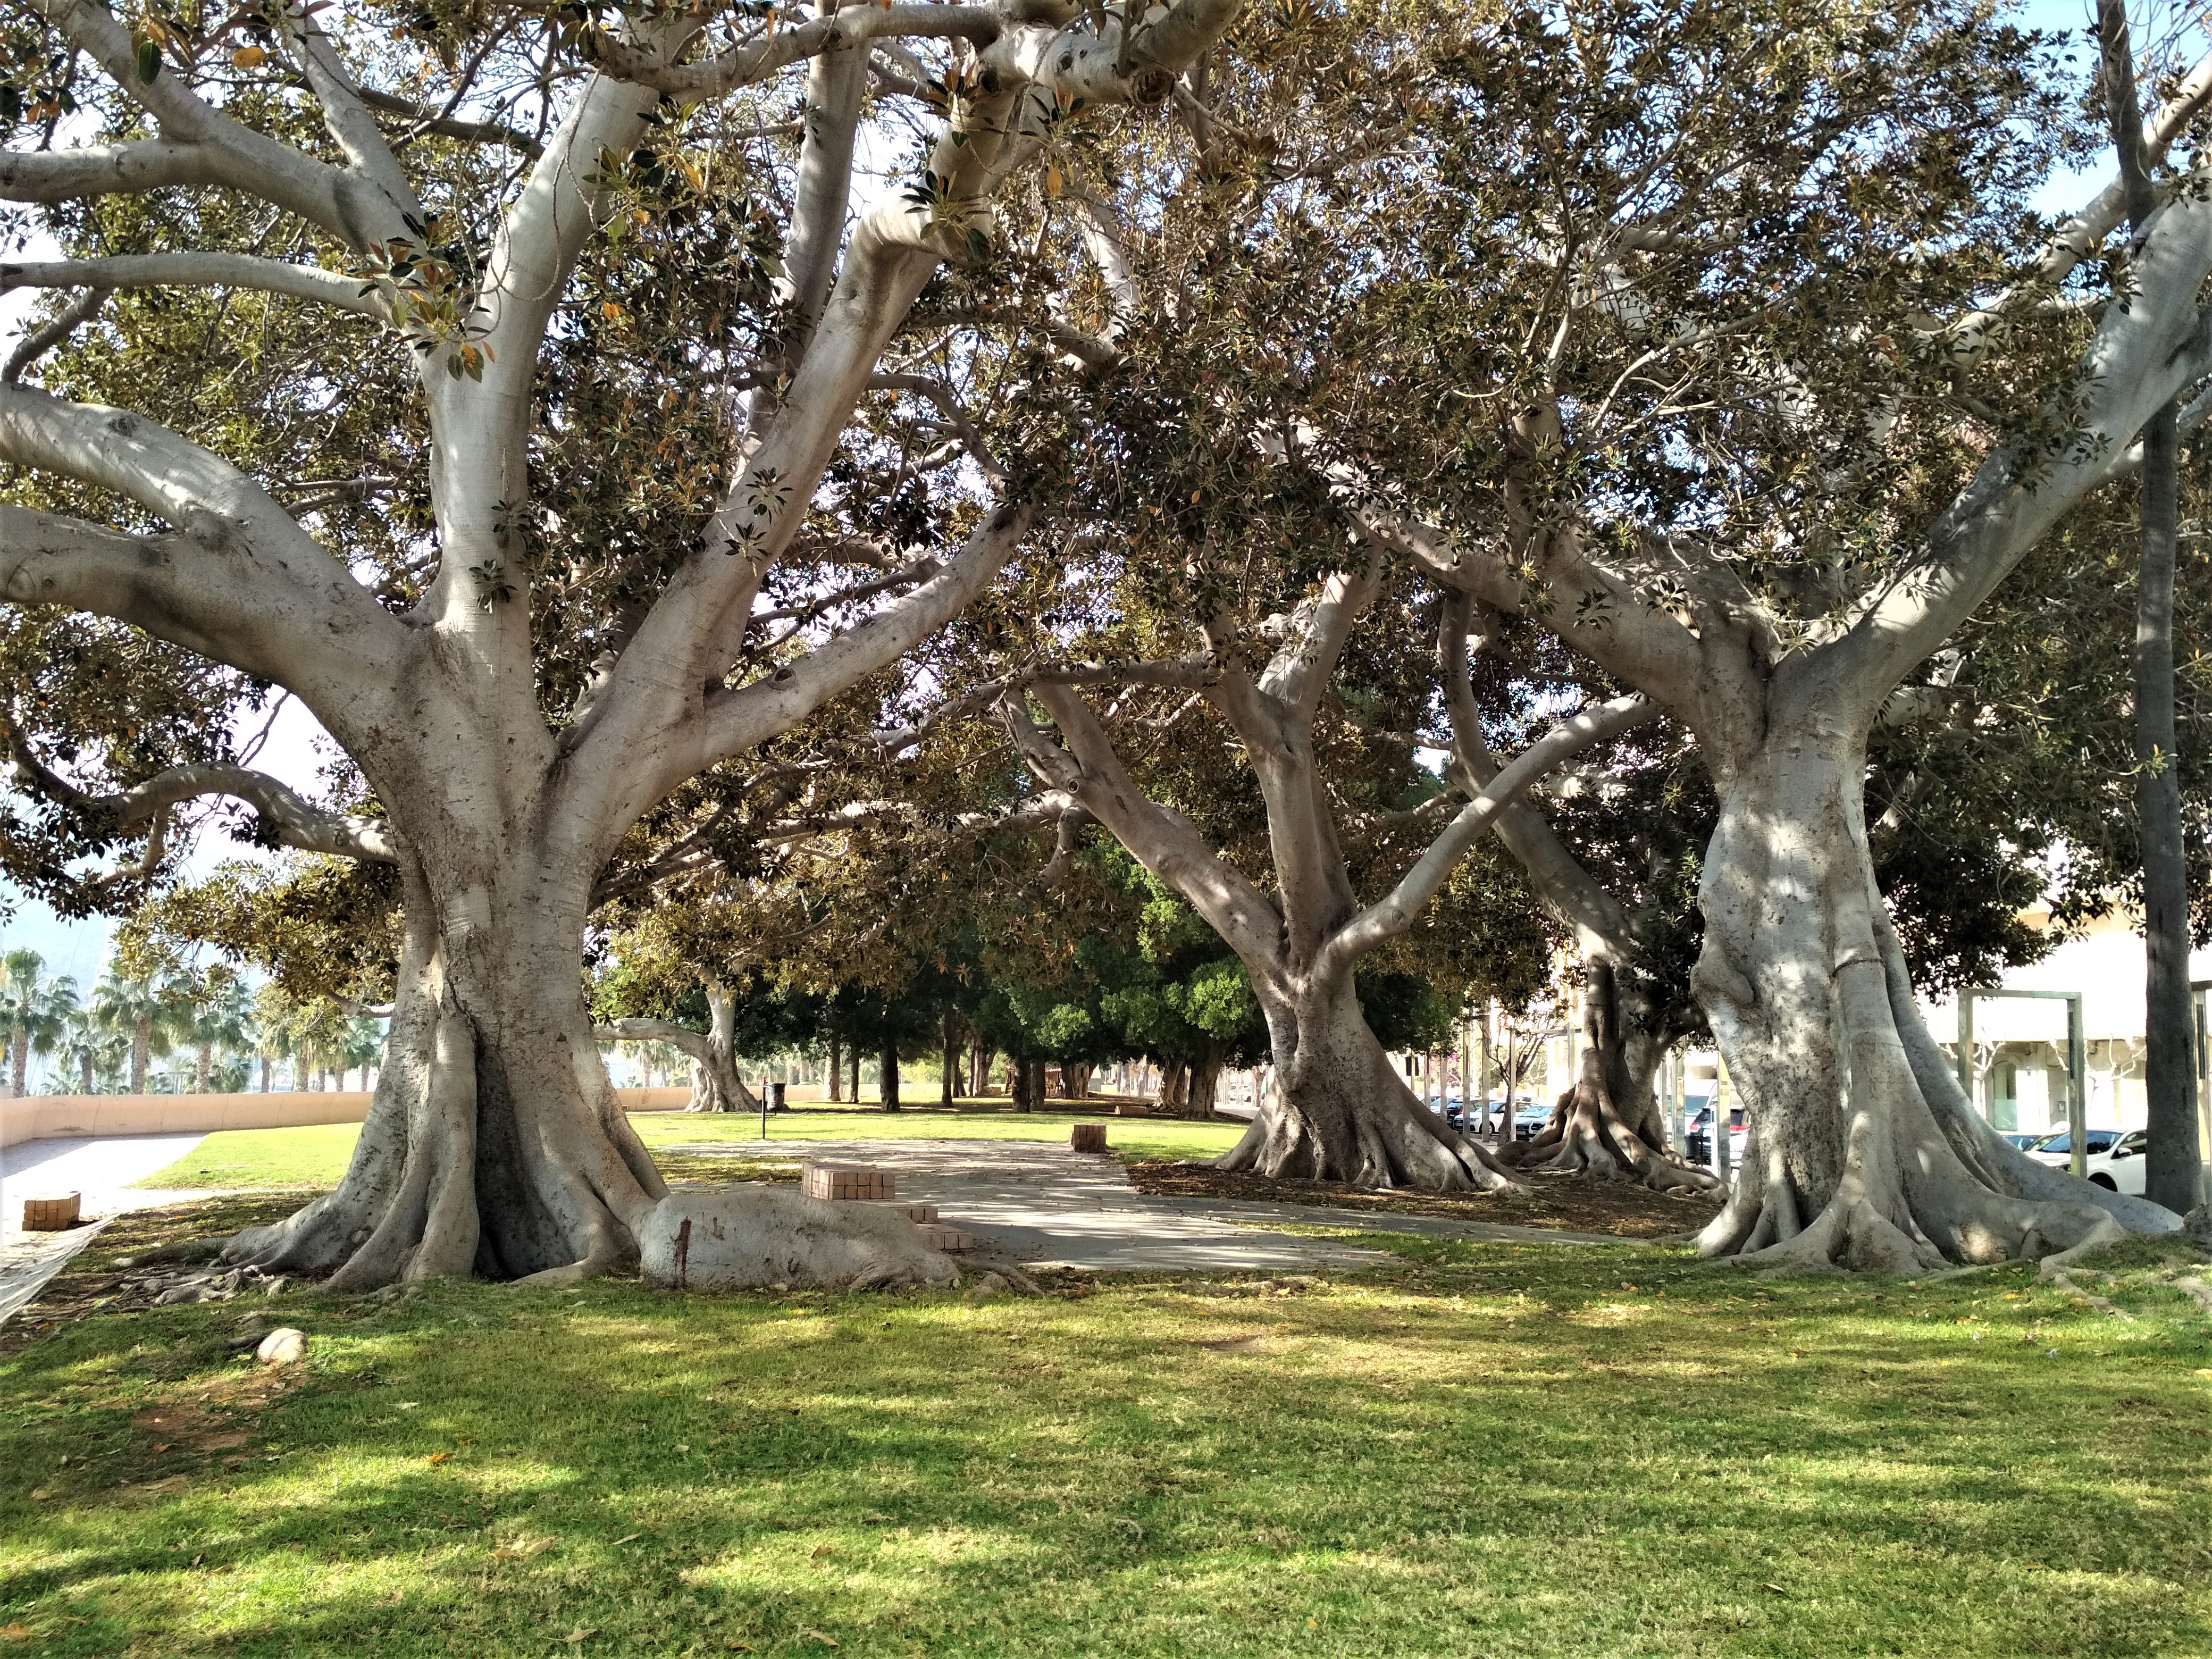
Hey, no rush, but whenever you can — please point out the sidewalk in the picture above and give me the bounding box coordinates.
[1,1132,212,1239]
[0,1133,220,1329]
[681,1138,1625,1272]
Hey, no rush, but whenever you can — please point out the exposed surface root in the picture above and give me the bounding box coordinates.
[2173,1276,2212,1313]
[1217,1097,1526,1194]
[1501,1078,1720,1195]
[2045,1269,2134,1318]
[638,1187,957,1292]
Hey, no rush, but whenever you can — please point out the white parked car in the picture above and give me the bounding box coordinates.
[2025,1128,2148,1195]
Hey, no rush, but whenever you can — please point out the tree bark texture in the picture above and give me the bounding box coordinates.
[1500,961,1715,1193]
[828,1033,842,1101]
[2099,0,2207,1215]
[1690,734,2175,1273]
[1218,975,1519,1190]
[1183,1044,1224,1120]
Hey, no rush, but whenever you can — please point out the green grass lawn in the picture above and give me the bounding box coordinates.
[128,1122,365,1191]
[4,1218,2209,1657]
[135,1108,1247,1191]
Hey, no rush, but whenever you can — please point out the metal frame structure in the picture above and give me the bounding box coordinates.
[1956,988,2087,1179]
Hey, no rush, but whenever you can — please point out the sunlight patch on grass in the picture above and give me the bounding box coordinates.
[4,1235,2209,1655]
[131,1109,1244,1192]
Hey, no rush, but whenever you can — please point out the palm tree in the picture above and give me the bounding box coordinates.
[1,951,77,1097]
[53,1003,127,1094]
[90,962,189,1094]
[179,967,254,1093]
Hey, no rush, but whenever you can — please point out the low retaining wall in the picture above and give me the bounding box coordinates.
[0,1085,696,1149]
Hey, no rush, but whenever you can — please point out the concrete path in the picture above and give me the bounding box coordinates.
[671,1138,1625,1272]
[1,1133,210,1240]
[0,1133,222,1329]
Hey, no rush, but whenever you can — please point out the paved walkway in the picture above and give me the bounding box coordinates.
[1,1133,211,1239]
[0,1133,219,1330]
[674,1138,1623,1272]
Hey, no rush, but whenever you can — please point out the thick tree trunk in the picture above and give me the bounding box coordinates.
[1219,976,1521,1191]
[130,1016,149,1093]
[827,1033,842,1101]
[879,1030,900,1111]
[1500,962,1719,1193]
[1185,1044,1224,1120]
[1060,1060,1091,1100]
[1158,1057,1189,1115]
[1691,736,2180,1273]
[227,867,667,1288]
[196,1041,213,1093]
[970,1035,991,1097]
[80,1049,94,1093]
[259,1054,272,1092]
[9,1033,27,1096]
[942,1011,958,1107]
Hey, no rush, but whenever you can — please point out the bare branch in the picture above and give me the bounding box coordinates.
[589,6,1002,99]
[869,372,1006,477]
[0,253,386,319]
[3,286,106,385]
[2,720,397,863]
[1318,693,1657,981]
[356,87,544,161]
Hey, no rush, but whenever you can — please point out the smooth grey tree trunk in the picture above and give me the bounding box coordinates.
[2102,0,2206,1214]
[1499,961,1712,1191]
[1690,733,2174,1272]
[1219,975,1515,1189]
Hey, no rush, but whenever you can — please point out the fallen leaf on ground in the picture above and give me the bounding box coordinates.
[798,1630,839,1648]
[0,1625,35,1642]
[425,1452,451,1464]
[1762,1582,1788,1596]
[612,1534,641,1545]
[562,1630,597,1644]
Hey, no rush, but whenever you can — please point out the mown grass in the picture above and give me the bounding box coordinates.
[135,1110,1247,1191]
[127,1124,365,1191]
[4,1225,2209,1657]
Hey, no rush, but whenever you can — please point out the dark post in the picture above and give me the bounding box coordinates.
[2101,0,2202,1212]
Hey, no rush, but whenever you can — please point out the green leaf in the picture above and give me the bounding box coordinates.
[137,39,161,83]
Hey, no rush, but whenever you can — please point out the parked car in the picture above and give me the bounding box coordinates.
[2026,1128,2148,1194]
[1999,1130,2048,1151]
[1686,1105,1750,1167]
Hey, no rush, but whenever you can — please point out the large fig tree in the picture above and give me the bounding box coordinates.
[0,0,1240,1285]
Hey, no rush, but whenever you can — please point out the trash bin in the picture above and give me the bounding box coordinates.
[768,1081,787,1112]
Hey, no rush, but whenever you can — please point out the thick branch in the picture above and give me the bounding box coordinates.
[1016,686,1286,981]
[1318,694,1656,982]
[589,6,1001,99]
[0,253,385,318]
[3,726,396,862]
[1436,594,1635,958]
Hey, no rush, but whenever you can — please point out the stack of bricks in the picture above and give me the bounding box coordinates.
[20,1192,80,1231]
[801,1162,895,1202]
[801,1163,975,1251]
